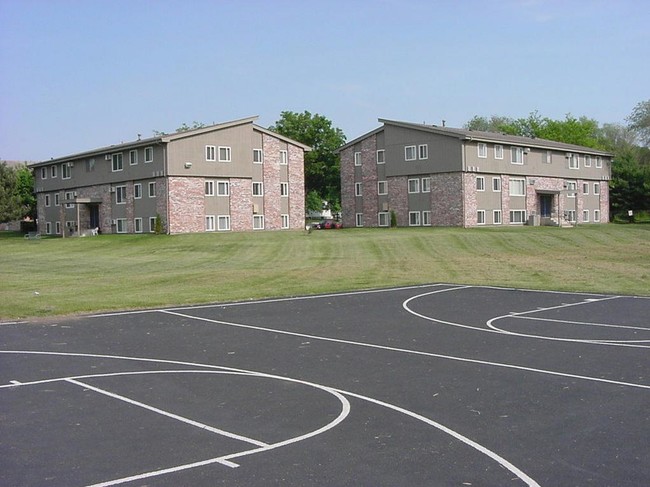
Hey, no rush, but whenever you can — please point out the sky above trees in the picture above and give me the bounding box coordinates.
[1,0,648,162]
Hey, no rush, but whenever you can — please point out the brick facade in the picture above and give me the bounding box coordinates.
[288,144,306,229]
[168,177,204,234]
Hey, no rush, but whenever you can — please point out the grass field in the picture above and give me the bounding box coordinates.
[1,224,649,319]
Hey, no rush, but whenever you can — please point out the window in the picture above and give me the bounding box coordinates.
[51,165,57,178]
[205,215,216,231]
[281,214,289,229]
[566,181,577,198]
[378,181,387,195]
[422,211,431,225]
[583,210,589,222]
[543,151,552,164]
[218,215,231,231]
[252,182,263,196]
[134,183,142,199]
[205,180,214,196]
[494,145,503,159]
[493,210,502,225]
[112,153,123,172]
[356,213,363,227]
[253,149,263,164]
[62,163,71,179]
[509,178,526,196]
[585,155,592,167]
[509,210,526,224]
[116,185,127,204]
[219,146,232,162]
[409,211,421,226]
[144,147,153,163]
[45,194,50,207]
[253,215,265,230]
[206,145,216,161]
[280,150,288,165]
[492,177,501,192]
[217,180,230,196]
[568,153,579,169]
[280,182,289,197]
[376,150,385,164]
[565,210,576,223]
[405,145,417,161]
[134,218,143,233]
[511,147,523,165]
[86,158,96,172]
[148,182,156,197]
[129,150,138,165]
[477,210,486,225]
[46,222,52,234]
[354,152,362,166]
[594,210,600,222]
[41,167,47,179]
[476,176,485,191]
[595,156,602,168]
[55,221,61,235]
[149,217,156,233]
[116,219,127,233]
[378,212,390,227]
[594,182,600,195]
[419,144,428,159]
[64,191,74,209]
[478,143,487,158]
[421,177,431,193]
[583,182,589,195]
[54,193,60,206]
[408,178,420,193]
[355,182,362,197]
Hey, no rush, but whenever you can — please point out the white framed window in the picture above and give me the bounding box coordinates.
[205,180,214,196]
[378,212,390,227]
[543,151,552,164]
[408,178,420,193]
[252,182,263,196]
[64,191,74,209]
[217,180,230,196]
[355,213,363,227]
[134,183,142,199]
[511,147,523,165]
[148,182,156,197]
[509,178,526,196]
[405,145,417,161]
[62,163,71,179]
[478,143,487,158]
[566,181,577,198]
[355,182,362,197]
[565,210,576,222]
[376,150,385,164]
[112,153,123,172]
[494,145,503,159]
[583,182,589,195]
[253,149,263,164]
[378,181,387,195]
[594,182,600,195]
[218,146,231,162]
[46,222,52,234]
[280,150,288,165]
[583,210,589,222]
[55,221,61,235]
[129,150,138,165]
[422,211,431,225]
[54,193,60,206]
[253,215,265,230]
[509,210,526,224]
[86,158,96,172]
[421,177,431,193]
[41,167,47,179]
[149,217,156,233]
[281,214,289,229]
[45,194,50,207]
[409,211,421,226]
[595,156,602,168]
[585,155,592,167]
[568,153,579,169]
[206,145,216,161]
[476,176,485,191]
[144,147,153,163]
[116,219,127,233]
[493,210,502,225]
[354,152,362,166]
[477,210,486,225]
[218,215,231,231]
[418,144,428,159]
[51,165,57,178]
[205,215,216,231]
[134,218,143,233]
[492,177,501,192]
[594,209,601,222]
[116,185,127,204]
[280,182,289,197]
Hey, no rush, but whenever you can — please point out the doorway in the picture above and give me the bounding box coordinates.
[539,194,553,218]
[89,204,100,230]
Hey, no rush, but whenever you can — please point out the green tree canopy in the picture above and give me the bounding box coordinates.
[269,111,346,206]
[627,99,650,147]
[0,162,35,223]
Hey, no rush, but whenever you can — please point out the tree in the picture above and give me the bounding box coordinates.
[269,111,346,206]
[1,162,35,223]
[15,166,36,219]
[627,99,650,147]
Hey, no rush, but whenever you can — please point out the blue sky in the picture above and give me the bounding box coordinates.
[1,0,648,161]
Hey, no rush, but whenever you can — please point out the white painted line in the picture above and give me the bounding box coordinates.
[10,380,22,385]
[513,315,650,332]
[65,378,268,448]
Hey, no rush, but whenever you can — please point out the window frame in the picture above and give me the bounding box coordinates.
[252,182,264,197]
[218,215,231,231]
[115,185,127,204]
[354,152,362,166]
[206,145,216,162]
[477,210,486,225]
[134,217,143,233]
[355,213,363,227]
[494,145,503,160]
[205,180,215,196]
[253,214,265,230]
[218,146,231,162]
[61,163,72,180]
[112,153,123,172]
[148,182,156,198]
[205,215,216,231]
[509,178,526,196]
[509,210,527,224]
[280,182,289,197]
[405,145,417,161]
[253,149,263,164]
[421,177,431,193]
[408,211,421,226]
[134,183,142,199]
[281,214,289,229]
[51,165,58,178]
[476,176,485,192]
[116,218,127,233]
[408,178,420,194]
[377,180,388,195]
[418,144,428,160]
[378,212,390,227]
[422,211,431,226]
[355,182,362,197]
[493,210,502,225]
[129,150,138,165]
[217,180,230,196]
[280,150,288,165]
[593,182,600,195]
[478,143,487,158]
[492,177,501,192]
[144,147,153,163]
[376,150,385,164]
[511,147,523,165]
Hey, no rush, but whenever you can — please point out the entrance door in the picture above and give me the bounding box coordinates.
[539,194,553,218]
[89,205,100,229]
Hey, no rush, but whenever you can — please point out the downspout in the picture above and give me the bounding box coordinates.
[163,143,170,235]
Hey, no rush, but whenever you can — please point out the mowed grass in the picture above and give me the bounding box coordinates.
[1,224,648,319]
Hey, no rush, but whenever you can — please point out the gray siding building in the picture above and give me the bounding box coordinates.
[339,119,612,228]
[30,117,310,235]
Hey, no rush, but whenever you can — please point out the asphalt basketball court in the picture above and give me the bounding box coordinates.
[1,284,649,486]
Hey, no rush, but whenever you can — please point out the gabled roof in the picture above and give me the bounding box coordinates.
[338,118,613,157]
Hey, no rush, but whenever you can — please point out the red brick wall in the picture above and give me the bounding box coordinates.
[230,178,253,231]
[168,177,204,234]
[288,144,306,229]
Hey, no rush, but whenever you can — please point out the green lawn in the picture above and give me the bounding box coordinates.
[1,225,649,319]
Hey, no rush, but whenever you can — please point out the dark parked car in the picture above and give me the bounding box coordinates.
[314,219,342,229]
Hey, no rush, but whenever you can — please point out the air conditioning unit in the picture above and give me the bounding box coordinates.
[110,187,115,193]
[565,153,572,158]
[68,162,74,167]
[253,204,259,214]
[105,154,111,160]
[111,220,117,226]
